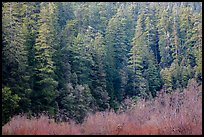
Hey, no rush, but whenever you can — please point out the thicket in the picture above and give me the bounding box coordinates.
[2,79,202,135]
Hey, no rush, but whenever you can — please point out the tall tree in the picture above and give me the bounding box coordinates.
[32,2,58,115]
[2,2,32,116]
[59,83,95,123]
[157,8,173,68]
[91,32,110,111]
[128,12,147,97]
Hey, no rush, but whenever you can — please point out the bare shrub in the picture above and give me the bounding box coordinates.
[2,114,81,135]
[81,110,128,135]
[2,79,202,135]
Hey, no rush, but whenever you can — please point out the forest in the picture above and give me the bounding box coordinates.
[2,2,202,135]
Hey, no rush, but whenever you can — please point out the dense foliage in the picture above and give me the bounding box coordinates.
[2,79,202,135]
[2,2,202,125]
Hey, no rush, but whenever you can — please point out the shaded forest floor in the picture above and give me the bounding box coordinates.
[2,80,202,135]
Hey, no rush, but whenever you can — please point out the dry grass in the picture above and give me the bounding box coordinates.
[2,79,202,135]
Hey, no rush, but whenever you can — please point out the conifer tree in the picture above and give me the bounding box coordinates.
[2,2,32,115]
[157,8,173,68]
[32,2,58,115]
[128,12,146,97]
[91,32,110,111]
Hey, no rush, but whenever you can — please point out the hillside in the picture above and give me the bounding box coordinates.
[2,2,202,134]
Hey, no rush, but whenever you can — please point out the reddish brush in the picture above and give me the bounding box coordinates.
[2,79,202,135]
[2,115,81,135]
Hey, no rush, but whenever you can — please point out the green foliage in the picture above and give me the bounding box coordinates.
[91,32,110,110]
[157,8,173,68]
[2,86,21,125]
[2,2,32,116]
[60,83,95,123]
[145,61,162,97]
[2,2,202,125]
[104,5,135,102]
[32,2,58,115]
[160,67,173,92]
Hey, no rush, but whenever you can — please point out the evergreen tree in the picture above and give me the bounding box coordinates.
[32,2,58,115]
[2,86,21,125]
[91,32,110,111]
[2,2,32,115]
[143,12,162,97]
[105,7,131,105]
[191,10,202,82]
[2,2,202,124]
[160,67,173,93]
[157,8,173,68]
[60,83,95,123]
[128,12,146,97]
